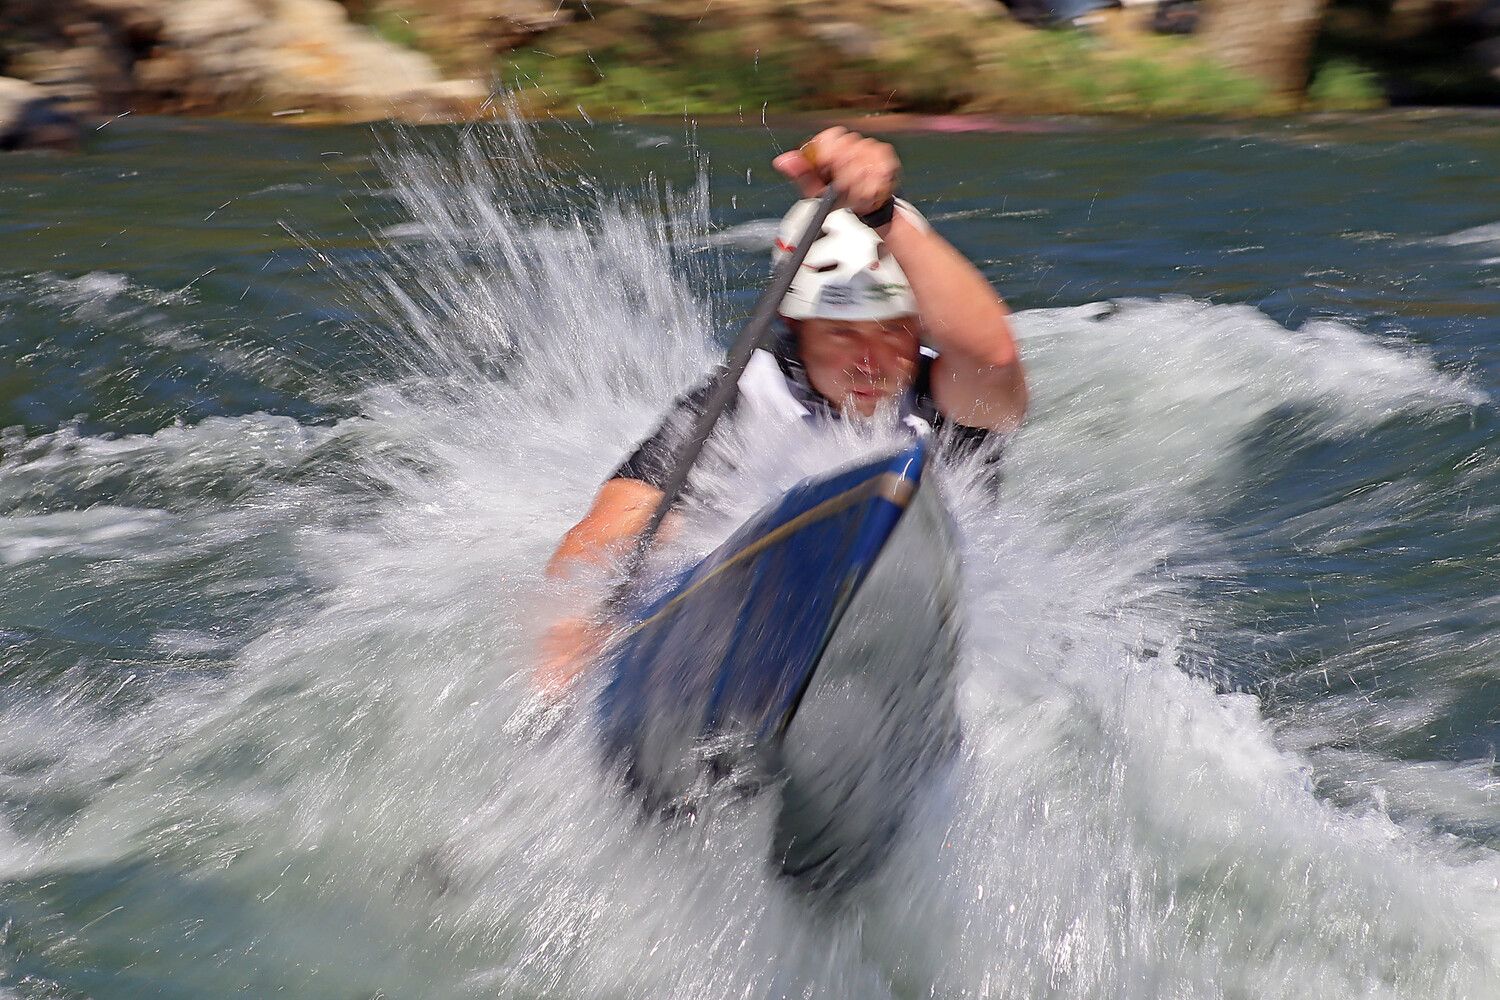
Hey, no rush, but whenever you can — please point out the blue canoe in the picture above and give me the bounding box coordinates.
[598,439,962,887]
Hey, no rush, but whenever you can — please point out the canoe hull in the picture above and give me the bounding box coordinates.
[774,476,961,887]
[597,441,961,885]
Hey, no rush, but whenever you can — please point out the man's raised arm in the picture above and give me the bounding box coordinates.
[773,127,1027,432]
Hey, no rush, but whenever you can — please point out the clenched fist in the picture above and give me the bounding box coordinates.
[772,127,900,219]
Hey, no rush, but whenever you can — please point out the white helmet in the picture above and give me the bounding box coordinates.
[773,200,916,322]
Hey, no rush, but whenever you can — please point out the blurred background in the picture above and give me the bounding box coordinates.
[3,0,1500,147]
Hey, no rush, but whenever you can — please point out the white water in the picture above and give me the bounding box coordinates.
[1434,220,1500,248]
[1,121,1498,998]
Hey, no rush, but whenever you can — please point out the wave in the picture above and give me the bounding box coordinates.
[0,413,368,515]
[25,269,196,312]
[1433,221,1500,247]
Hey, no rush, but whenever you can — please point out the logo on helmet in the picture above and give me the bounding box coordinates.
[819,285,857,307]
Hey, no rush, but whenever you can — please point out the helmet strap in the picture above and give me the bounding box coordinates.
[771,318,839,413]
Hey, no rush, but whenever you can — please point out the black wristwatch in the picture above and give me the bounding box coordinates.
[857,197,897,229]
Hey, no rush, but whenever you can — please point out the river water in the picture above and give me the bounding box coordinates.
[1,110,1498,998]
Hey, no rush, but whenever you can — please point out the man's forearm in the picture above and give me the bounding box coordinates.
[881,210,1019,368]
[546,477,663,579]
[538,477,663,693]
[881,210,1028,431]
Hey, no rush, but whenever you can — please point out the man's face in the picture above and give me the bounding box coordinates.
[794,316,922,417]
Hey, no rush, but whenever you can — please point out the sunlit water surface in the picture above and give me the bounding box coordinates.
[1,111,1499,998]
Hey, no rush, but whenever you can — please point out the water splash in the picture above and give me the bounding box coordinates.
[1,117,1497,999]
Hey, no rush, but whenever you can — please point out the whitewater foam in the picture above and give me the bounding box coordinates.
[1434,221,1500,247]
[1,119,1497,998]
[0,413,364,513]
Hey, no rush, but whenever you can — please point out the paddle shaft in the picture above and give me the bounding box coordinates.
[620,186,840,579]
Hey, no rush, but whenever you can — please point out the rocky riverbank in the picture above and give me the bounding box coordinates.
[0,0,1497,142]
[0,76,80,150]
[0,0,486,125]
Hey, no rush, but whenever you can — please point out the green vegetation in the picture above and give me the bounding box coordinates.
[501,37,808,116]
[876,20,981,112]
[970,28,1271,116]
[364,7,422,51]
[496,18,1282,119]
[1306,57,1384,110]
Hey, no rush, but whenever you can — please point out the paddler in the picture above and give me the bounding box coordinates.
[538,127,1028,691]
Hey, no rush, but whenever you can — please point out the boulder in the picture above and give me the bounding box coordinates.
[411,0,575,60]
[1,0,485,121]
[0,0,164,114]
[1200,0,1330,97]
[147,0,484,118]
[806,21,884,60]
[0,76,81,150]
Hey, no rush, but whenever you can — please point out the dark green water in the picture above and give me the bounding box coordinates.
[0,112,1497,998]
